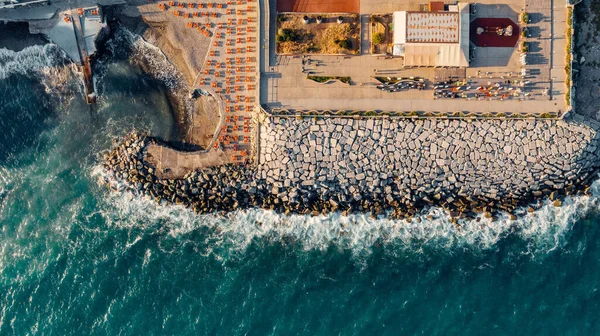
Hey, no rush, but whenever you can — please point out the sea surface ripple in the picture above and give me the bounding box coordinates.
[1,34,600,335]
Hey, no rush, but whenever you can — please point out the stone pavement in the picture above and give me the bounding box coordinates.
[262,54,564,114]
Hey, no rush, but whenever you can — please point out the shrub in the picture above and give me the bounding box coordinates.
[521,12,529,23]
[307,76,351,84]
[565,7,573,106]
[372,32,384,44]
[307,76,330,83]
[277,28,298,42]
[374,76,400,84]
[337,39,352,49]
[338,76,351,84]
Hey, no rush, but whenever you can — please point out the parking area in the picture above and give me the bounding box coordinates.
[259,0,568,116]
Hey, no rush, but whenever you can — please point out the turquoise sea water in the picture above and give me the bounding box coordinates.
[2,34,600,335]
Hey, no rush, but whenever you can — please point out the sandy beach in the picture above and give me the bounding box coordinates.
[111,1,219,149]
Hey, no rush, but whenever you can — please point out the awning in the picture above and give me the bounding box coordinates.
[403,43,468,67]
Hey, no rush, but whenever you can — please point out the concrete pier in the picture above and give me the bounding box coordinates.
[44,6,104,103]
[71,7,100,103]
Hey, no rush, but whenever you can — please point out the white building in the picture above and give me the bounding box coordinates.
[392,3,470,67]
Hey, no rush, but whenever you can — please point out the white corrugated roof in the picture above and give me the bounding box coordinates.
[406,12,459,43]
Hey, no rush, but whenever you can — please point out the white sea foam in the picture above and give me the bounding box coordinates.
[96,27,193,125]
[129,34,184,91]
[38,61,82,99]
[0,44,67,80]
[126,28,194,124]
[0,44,81,105]
[104,27,185,91]
[95,164,600,257]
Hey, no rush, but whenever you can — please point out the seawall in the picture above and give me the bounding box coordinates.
[102,113,600,219]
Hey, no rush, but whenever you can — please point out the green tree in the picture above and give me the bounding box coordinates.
[277,28,298,42]
[337,39,352,49]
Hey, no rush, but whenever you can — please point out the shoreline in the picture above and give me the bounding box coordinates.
[101,131,596,221]
[103,6,219,149]
[0,9,198,148]
[105,8,195,143]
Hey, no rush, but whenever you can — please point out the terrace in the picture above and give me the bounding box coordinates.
[259,0,569,118]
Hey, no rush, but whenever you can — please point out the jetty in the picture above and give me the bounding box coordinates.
[69,7,102,103]
[44,6,105,104]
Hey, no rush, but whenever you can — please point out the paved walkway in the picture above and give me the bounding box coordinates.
[275,97,563,114]
[262,55,564,114]
[145,143,230,179]
[523,0,554,101]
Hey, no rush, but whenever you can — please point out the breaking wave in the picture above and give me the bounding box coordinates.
[0,44,81,101]
[99,26,186,91]
[0,44,69,79]
[93,164,600,259]
[0,44,62,79]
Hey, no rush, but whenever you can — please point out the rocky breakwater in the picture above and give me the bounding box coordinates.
[258,116,600,219]
[102,132,267,214]
[102,132,359,215]
[103,115,600,220]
